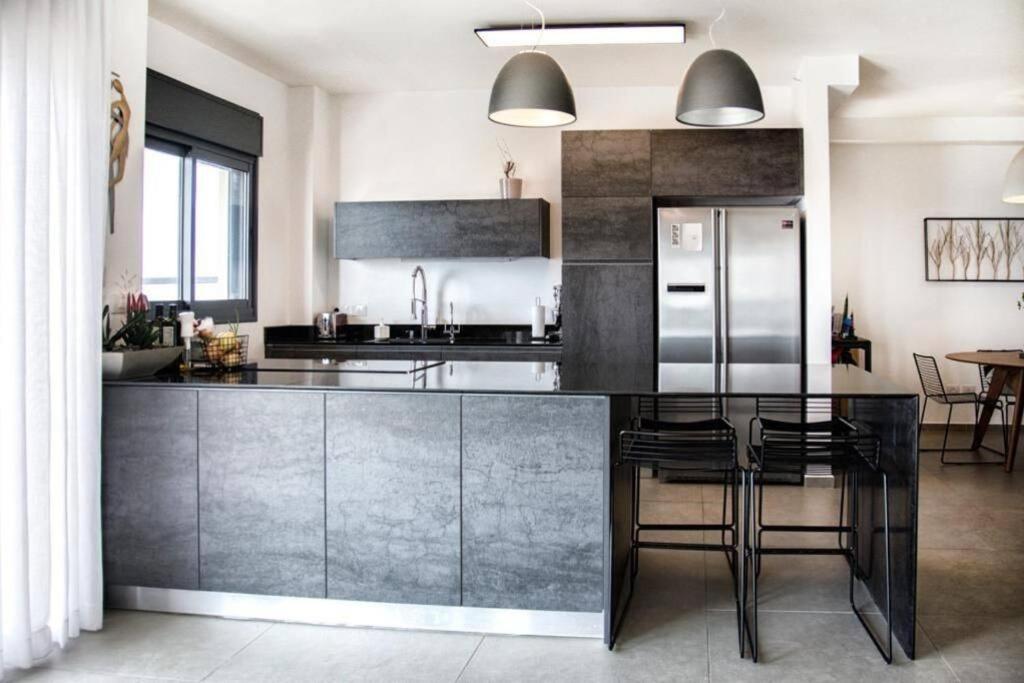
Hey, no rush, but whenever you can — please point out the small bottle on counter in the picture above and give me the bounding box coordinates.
[168,304,179,346]
[178,310,195,373]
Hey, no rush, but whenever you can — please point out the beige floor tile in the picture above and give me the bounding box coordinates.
[919,614,1024,682]
[460,606,708,683]
[206,622,481,682]
[918,548,1024,617]
[708,611,955,682]
[45,611,269,682]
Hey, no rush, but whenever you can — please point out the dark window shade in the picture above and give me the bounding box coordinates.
[146,69,263,157]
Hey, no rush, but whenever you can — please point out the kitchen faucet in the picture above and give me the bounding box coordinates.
[410,265,428,341]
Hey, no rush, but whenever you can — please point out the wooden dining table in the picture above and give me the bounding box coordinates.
[946,351,1024,472]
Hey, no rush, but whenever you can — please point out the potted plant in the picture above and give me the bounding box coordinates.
[498,138,522,199]
[102,287,182,380]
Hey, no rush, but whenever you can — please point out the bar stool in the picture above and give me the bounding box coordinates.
[740,399,892,664]
[616,397,746,655]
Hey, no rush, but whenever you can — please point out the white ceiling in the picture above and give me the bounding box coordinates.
[149,0,1024,118]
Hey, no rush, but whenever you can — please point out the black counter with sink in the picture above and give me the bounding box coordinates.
[264,324,562,362]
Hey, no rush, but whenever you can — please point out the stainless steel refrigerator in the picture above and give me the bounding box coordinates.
[657,207,802,369]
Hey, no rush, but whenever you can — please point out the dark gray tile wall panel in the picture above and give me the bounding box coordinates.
[562,130,652,197]
[198,390,325,597]
[562,196,653,261]
[325,393,461,605]
[462,395,607,612]
[560,263,655,392]
[334,199,549,259]
[102,387,199,589]
[651,129,803,197]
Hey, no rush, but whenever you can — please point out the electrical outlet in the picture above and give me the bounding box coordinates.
[353,304,367,317]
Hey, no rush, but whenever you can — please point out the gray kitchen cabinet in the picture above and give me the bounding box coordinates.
[562,196,652,261]
[560,263,655,392]
[102,387,199,589]
[461,395,607,612]
[651,129,804,198]
[198,390,326,598]
[325,393,461,605]
[334,198,549,259]
[561,130,652,197]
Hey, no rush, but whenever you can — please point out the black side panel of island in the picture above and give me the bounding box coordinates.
[325,392,461,605]
[850,395,920,658]
[461,395,608,612]
[102,387,199,589]
[198,390,326,598]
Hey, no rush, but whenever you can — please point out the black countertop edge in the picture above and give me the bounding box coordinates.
[101,381,919,399]
[102,361,918,399]
[265,324,562,347]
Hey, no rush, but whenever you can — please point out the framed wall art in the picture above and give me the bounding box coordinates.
[924,217,1024,282]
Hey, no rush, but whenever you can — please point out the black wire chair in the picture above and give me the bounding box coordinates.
[616,397,747,655]
[913,353,1006,465]
[740,403,892,664]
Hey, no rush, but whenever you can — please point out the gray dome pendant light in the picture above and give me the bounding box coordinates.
[488,2,576,127]
[675,10,764,127]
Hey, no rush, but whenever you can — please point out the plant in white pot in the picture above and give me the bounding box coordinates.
[498,138,522,199]
[102,291,181,380]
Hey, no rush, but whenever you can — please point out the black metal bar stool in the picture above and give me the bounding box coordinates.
[740,400,892,664]
[615,397,746,655]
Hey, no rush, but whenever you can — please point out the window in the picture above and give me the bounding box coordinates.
[142,70,262,322]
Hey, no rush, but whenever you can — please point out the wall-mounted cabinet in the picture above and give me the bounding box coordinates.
[651,129,803,198]
[562,196,652,262]
[562,130,652,198]
[334,198,550,259]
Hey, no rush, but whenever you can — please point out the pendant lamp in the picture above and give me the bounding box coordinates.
[488,3,576,127]
[675,10,763,127]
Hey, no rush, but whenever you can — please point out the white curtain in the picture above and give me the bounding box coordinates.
[0,0,108,676]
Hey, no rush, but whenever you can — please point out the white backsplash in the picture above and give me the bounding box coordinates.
[337,257,561,326]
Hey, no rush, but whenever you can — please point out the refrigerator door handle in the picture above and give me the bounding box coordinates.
[719,209,729,368]
[711,211,720,367]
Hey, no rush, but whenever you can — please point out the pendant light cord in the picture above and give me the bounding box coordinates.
[523,0,545,51]
[709,8,726,48]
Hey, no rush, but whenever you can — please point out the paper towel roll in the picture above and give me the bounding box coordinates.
[531,302,546,339]
[178,311,195,338]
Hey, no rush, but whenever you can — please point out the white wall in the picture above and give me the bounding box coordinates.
[336,85,798,326]
[142,18,302,358]
[831,142,1024,423]
[104,0,148,310]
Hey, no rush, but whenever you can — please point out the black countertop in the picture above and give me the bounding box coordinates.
[265,324,562,348]
[106,360,916,398]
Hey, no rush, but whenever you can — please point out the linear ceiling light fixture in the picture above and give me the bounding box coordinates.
[675,9,764,127]
[476,23,686,47]
[487,1,576,128]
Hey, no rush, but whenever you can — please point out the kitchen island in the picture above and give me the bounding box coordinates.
[102,360,919,656]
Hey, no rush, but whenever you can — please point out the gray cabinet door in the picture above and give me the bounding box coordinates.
[102,387,199,589]
[198,390,326,597]
[462,395,607,612]
[560,263,655,392]
[335,199,549,259]
[562,130,652,197]
[325,393,461,605]
[562,196,652,261]
[651,129,803,197]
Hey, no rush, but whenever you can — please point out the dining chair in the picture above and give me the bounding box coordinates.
[913,353,1006,465]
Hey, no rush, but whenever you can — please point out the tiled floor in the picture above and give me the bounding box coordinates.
[5,429,1023,682]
